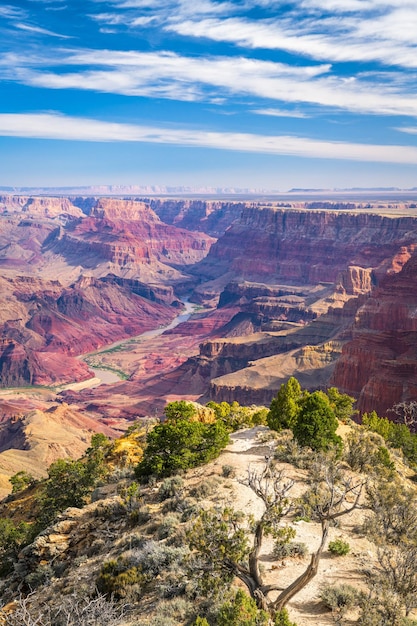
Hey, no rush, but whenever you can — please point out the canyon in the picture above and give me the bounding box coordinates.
[2,194,417,490]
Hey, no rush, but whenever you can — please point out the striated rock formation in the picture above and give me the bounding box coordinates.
[192,207,417,295]
[0,195,83,219]
[0,273,177,387]
[46,198,215,287]
[332,248,417,416]
[147,199,244,236]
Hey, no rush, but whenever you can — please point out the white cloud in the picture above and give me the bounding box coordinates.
[15,22,72,38]
[0,6,26,19]
[252,107,309,118]
[395,127,417,135]
[166,14,417,69]
[1,112,417,164]
[7,48,417,117]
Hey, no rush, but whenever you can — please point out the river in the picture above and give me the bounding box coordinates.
[80,298,198,388]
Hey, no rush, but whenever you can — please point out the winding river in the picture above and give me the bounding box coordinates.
[81,298,198,387]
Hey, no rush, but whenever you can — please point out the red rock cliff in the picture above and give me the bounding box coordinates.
[332,247,417,415]
[195,207,417,285]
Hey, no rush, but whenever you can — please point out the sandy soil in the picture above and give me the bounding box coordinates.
[211,427,374,626]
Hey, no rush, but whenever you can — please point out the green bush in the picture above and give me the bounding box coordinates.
[135,419,229,479]
[274,608,298,626]
[97,558,147,599]
[206,401,269,431]
[328,537,350,556]
[0,518,35,576]
[362,411,417,468]
[9,470,35,494]
[273,541,308,559]
[193,618,210,626]
[293,391,342,452]
[217,589,269,626]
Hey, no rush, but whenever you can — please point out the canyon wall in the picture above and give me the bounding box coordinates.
[332,248,417,416]
[193,207,417,289]
[147,199,245,236]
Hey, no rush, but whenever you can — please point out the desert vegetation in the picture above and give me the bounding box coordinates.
[1,390,417,625]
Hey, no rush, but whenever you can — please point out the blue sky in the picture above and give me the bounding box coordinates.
[1,0,417,190]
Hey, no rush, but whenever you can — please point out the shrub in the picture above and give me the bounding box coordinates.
[328,538,350,556]
[221,464,235,478]
[157,513,181,540]
[273,541,308,559]
[96,558,147,599]
[129,505,152,526]
[0,518,35,576]
[153,598,193,621]
[193,618,210,626]
[274,608,298,626]
[9,471,35,494]
[217,589,269,626]
[190,477,220,499]
[25,564,54,589]
[127,541,189,577]
[158,476,185,501]
[273,434,311,468]
[2,593,126,626]
[320,583,359,610]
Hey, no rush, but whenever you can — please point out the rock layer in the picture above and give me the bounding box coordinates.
[332,248,417,415]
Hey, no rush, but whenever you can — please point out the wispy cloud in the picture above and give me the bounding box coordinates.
[1,112,417,164]
[5,48,417,118]
[166,13,417,69]
[15,23,72,38]
[253,108,309,118]
[395,126,417,135]
[0,5,26,19]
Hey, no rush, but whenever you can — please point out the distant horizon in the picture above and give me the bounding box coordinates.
[1,183,417,198]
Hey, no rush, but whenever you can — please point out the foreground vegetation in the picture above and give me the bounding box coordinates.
[1,385,417,625]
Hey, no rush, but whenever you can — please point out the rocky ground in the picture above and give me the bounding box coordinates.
[2,423,410,626]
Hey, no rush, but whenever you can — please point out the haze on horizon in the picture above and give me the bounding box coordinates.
[1,0,417,190]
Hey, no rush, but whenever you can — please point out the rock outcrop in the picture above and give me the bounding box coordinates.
[332,248,417,415]
[147,199,244,236]
[193,207,417,293]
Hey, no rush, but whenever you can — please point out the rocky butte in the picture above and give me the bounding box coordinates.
[2,195,417,482]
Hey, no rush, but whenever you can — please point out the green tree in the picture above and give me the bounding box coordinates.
[9,470,35,494]
[164,400,197,422]
[267,377,303,432]
[39,435,108,525]
[0,518,34,576]
[293,391,341,451]
[326,387,356,422]
[135,419,229,479]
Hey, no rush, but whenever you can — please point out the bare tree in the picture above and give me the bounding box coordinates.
[389,401,417,430]
[188,456,364,620]
[2,592,126,626]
